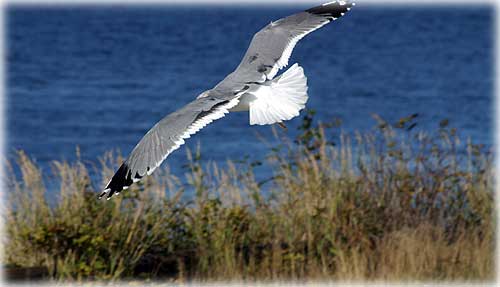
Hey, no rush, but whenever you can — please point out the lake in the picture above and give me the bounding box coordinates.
[6,4,494,185]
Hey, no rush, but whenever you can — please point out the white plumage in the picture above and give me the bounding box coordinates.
[229,63,308,125]
[101,1,355,200]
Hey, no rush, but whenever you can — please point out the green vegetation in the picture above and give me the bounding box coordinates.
[3,112,494,282]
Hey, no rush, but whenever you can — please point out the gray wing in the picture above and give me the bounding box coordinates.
[212,1,355,96]
[100,1,355,199]
[99,95,240,199]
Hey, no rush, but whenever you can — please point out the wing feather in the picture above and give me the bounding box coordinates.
[212,1,355,95]
[101,1,355,200]
[100,95,240,200]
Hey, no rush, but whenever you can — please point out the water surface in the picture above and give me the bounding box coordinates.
[7,4,494,184]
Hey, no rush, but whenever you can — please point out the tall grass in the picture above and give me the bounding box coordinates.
[3,112,494,282]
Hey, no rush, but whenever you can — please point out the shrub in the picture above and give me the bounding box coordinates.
[3,112,494,282]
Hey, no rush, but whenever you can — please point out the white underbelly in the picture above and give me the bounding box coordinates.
[229,85,267,112]
[227,63,309,125]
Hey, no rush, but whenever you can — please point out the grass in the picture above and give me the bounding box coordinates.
[3,112,495,282]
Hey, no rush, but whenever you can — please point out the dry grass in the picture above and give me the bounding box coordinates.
[376,224,493,281]
[3,112,495,282]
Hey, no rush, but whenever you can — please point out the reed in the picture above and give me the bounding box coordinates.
[3,112,494,282]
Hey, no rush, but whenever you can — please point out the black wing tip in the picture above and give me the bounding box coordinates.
[307,1,355,20]
[97,190,108,200]
[98,163,139,200]
[98,189,119,200]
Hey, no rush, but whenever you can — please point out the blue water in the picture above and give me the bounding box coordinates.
[6,4,494,183]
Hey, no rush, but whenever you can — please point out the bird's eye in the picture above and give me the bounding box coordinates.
[197,92,208,99]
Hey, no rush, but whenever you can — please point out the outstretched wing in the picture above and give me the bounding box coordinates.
[100,95,240,200]
[100,1,355,199]
[212,1,355,96]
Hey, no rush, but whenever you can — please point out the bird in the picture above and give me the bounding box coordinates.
[99,1,355,200]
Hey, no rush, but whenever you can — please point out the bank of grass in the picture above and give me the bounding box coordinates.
[3,112,495,282]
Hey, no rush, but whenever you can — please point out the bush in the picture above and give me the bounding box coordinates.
[3,112,494,282]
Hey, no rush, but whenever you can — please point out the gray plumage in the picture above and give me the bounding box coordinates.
[212,1,354,97]
[100,1,354,200]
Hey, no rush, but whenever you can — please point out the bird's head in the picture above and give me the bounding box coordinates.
[196,90,210,99]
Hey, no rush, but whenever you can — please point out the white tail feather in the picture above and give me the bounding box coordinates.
[249,63,308,125]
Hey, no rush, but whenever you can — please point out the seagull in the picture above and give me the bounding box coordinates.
[99,1,355,200]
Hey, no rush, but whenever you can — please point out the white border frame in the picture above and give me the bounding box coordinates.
[0,1,497,286]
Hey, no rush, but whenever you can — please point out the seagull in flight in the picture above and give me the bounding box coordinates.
[99,1,355,200]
